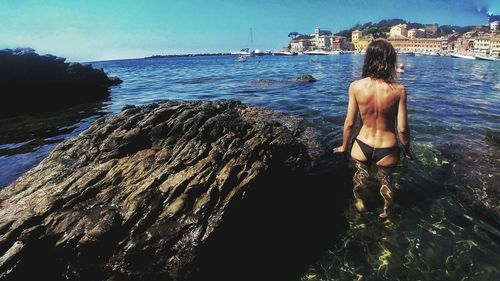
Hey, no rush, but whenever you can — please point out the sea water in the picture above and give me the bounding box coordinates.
[0,54,498,280]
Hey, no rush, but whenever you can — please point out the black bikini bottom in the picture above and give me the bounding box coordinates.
[354,138,399,164]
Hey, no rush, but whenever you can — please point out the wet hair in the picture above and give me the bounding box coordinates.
[362,39,397,82]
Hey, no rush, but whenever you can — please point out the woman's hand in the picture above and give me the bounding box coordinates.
[333,146,345,153]
[402,143,413,160]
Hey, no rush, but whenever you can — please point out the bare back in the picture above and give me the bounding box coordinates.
[352,77,404,148]
[342,77,409,167]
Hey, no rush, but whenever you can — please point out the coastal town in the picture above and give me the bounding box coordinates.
[282,16,500,59]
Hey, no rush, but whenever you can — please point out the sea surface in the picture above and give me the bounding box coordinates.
[0,54,499,280]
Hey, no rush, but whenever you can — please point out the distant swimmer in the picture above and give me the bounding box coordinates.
[334,39,413,218]
[396,63,405,73]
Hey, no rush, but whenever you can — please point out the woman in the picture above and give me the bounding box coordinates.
[334,39,413,218]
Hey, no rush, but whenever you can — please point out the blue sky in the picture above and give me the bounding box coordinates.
[0,0,497,61]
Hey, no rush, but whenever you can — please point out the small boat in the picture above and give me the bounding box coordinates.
[273,51,297,56]
[397,52,415,56]
[475,54,499,61]
[231,48,251,56]
[235,55,247,62]
[252,49,267,56]
[450,53,475,60]
[304,49,329,55]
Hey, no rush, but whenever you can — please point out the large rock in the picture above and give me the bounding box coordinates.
[0,100,349,281]
[0,48,122,117]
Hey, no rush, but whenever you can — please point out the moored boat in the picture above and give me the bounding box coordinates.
[450,53,475,60]
[273,51,297,56]
[304,49,330,55]
[231,48,251,56]
[475,54,499,61]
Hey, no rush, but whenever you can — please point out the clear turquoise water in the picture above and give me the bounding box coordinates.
[0,54,498,280]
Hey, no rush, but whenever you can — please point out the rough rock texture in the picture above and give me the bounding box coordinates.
[296,74,317,82]
[440,134,500,228]
[0,100,349,281]
[0,48,122,117]
[486,128,500,145]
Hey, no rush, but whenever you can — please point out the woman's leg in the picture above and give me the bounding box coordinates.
[376,166,394,218]
[352,160,370,212]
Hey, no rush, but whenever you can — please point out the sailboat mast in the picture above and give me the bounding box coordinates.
[250,28,253,53]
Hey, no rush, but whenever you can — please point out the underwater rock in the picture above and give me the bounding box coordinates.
[0,100,348,281]
[296,74,317,82]
[485,128,500,145]
[0,48,122,117]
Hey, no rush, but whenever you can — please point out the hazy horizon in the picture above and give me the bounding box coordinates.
[1,0,498,62]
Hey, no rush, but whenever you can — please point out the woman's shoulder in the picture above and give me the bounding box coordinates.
[350,78,369,88]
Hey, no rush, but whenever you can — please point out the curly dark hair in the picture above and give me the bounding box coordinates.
[362,39,397,82]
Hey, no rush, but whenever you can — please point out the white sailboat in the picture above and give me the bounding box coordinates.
[232,28,263,57]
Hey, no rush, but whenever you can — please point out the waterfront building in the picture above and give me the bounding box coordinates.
[290,39,312,53]
[290,27,352,52]
[331,36,349,50]
[351,30,372,51]
[474,36,491,54]
[490,36,500,57]
[456,36,475,54]
[408,29,417,39]
[491,21,499,31]
[390,24,408,37]
[387,35,442,53]
[446,33,460,52]
[352,30,362,43]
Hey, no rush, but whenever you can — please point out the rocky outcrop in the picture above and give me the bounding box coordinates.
[0,100,350,281]
[0,48,122,117]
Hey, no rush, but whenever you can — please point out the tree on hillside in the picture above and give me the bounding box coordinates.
[288,32,299,39]
[295,34,313,40]
[407,22,425,29]
[377,18,406,27]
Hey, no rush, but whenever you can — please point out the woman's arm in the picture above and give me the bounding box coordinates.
[334,82,358,153]
[397,86,413,159]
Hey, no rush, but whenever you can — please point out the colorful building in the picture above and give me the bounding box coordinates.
[290,39,312,53]
[474,36,491,54]
[408,28,425,39]
[390,24,408,37]
[290,27,352,52]
[491,21,500,31]
[490,36,500,57]
[387,35,442,53]
[351,30,372,51]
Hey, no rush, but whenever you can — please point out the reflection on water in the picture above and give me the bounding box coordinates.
[303,195,500,281]
[0,55,498,279]
[0,100,107,187]
[302,145,499,281]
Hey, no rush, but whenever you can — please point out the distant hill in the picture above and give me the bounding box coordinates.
[334,18,480,41]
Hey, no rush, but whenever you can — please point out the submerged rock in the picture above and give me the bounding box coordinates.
[486,128,500,145]
[0,48,122,117]
[0,100,348,281]
[296,74,317,82]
